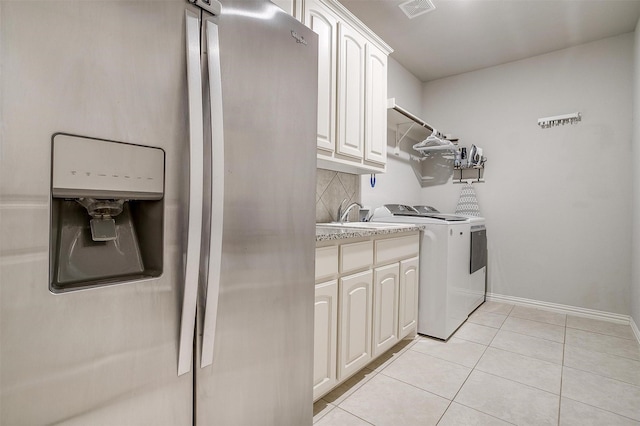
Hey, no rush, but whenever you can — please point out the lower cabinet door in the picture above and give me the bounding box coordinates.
[372,263,400,357]
[314,280,338,400]
[398,257,419,338]
[338,269,373,380]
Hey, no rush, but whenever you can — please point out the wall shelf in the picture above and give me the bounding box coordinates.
[387,98,438,143]
[387,98,457,155]
[453,165,484,184]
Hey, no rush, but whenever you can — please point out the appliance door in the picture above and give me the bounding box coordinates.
[469,226,487,309]
[470,227,487,274]
[0,2,194,424]
[193,2,318,424]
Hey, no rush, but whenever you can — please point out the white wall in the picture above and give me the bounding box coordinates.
[386,57,422,113]
[421,34,634,315]
[632,20,640,326]
[361,58,424,212]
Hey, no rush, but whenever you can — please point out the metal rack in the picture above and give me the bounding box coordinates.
[453,165,484,184]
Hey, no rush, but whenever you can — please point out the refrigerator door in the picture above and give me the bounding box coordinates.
[194,1,318,424]
[1,1,194,424]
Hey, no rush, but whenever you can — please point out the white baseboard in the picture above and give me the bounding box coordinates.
[631,317,640,344]
[485,292,630,325]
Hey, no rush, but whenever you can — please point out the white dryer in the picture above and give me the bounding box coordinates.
[371,204,481,340]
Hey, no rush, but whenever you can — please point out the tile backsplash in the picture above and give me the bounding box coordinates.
[316,169,361,223]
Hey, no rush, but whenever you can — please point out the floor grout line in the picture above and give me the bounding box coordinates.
[448,340,491,400]
[557,322,567,425]
[333,406,375,426]
[493,326,565,345]
[560,395,640,423]
[506,314,567,329]
[565,325,639,342]
[563,340,640,363]
[408,339,487,369]
[434,399,455,425]
[377,367,463,401]
[561,364,640,389]
[471,368,561,397]
[314,301,640,425]
[444,401,519,425]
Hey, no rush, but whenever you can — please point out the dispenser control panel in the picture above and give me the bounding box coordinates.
[52,134,165,200]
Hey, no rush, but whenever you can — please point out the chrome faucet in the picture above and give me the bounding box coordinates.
[337,198,363,223]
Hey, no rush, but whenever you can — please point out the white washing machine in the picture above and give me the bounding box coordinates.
[414,206,487,319]
[371,204,482,340]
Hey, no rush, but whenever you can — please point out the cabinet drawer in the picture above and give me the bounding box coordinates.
[340,241,373,274]
[375,235,419,264]
[316,246,339,281]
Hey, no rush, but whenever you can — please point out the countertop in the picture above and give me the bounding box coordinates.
[316,223,424,242]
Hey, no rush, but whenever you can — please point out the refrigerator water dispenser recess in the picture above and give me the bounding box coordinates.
[50,134,165,292]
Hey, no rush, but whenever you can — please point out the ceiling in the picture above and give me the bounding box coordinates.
[338,0,640,82]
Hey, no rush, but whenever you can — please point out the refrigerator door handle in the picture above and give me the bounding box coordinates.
[201,18,224,369]
[177,9,205,377]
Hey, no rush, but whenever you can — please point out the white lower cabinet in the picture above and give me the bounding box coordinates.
[338,269,373,380]
[372,263,399,357]
[313,280,338,400]
[314,232,419,400]
[398,257,419,339]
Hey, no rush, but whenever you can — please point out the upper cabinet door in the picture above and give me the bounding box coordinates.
[336,22,366,160]
[364,43,387,164]
[305,0,338,153]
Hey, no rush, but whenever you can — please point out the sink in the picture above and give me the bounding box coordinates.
[317,222,408,230]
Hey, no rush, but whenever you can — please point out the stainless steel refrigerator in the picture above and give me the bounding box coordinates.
[0,0,318,424]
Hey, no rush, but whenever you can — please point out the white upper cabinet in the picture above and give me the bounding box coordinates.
[337,22,366,160]
[365,43,388,165]
[305,0,338,153]
[301,0,392,174]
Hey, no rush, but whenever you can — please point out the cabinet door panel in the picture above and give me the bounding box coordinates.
[337,23,365,159]
[372,263,399,357]
[364,43,387,164]
[399,257,419,338]
[314,280,338,400]
[305,0,337,153]
[338,269,372,380]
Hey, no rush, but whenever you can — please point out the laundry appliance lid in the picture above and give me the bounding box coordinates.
[382,204,421,216]
[419,213,469,222]
[413,205,468,221]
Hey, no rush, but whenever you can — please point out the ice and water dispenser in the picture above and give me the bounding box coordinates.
[50,134,165,292]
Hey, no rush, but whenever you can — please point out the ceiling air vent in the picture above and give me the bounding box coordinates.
[398,0,436,19]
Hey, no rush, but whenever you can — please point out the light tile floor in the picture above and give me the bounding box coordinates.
[313,302,640,426]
